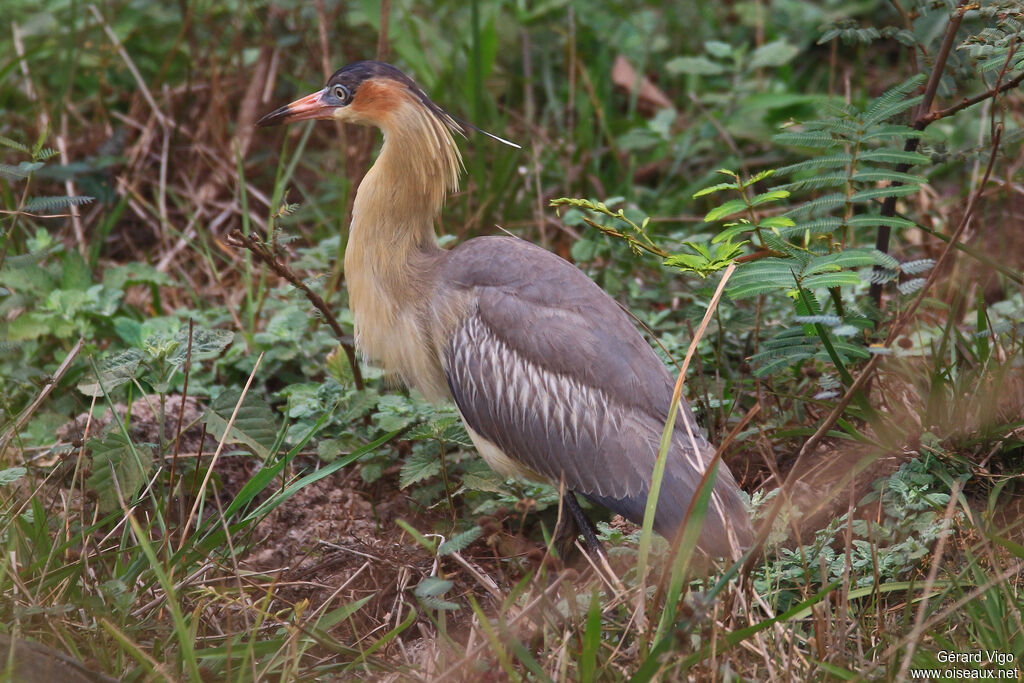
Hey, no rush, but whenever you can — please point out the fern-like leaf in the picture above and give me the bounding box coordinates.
[23,195,95,212]
[871,250,901,269]
[900,258,935,275]
[897,278,927,295]
[862,75,925,125]
[773,130,839,149]
[849,184,920,203]
[776,155,852,177]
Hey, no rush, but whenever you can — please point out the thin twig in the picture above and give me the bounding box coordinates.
[226,230,364,390]
[88,4,169,128]
[869,0,969,306]
[377,0,391,61]
[920,69,1024,125]
[167,320,194,527]
[56,128,87,258]
[0,339,85,458]
[886,125,1003,345]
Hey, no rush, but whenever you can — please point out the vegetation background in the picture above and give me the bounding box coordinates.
[1,0,1022,680]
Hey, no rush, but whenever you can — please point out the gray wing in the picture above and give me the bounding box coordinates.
[440,237,751,555]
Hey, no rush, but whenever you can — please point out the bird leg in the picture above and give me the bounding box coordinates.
[554,491,607,561]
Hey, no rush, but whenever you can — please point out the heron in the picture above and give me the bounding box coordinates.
[257,61,752,559]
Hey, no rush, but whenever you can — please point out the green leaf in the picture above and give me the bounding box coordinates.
[850,184,920,203]
[900,259,934,275]
[399,449,441,489]
[773,130,838,149]
[846,215,917,230]
[777,153,853,175]
[459,462,509,494]
[665,55,725,76]
[414,577,460,610]
[60,251,93,292]
[373,394,419,432]
[0,136,31,154]
[168,327,234,366]
[0,262,56,296]
[103,263,174,290]
[750,189,790,206]
[759,216,796,229]
[805,249,877,273]
[704,198,749,222]
[22,195,94,212]
[205,388,281,459]
[749,39,799,68]
[6,313,53,341]
[87,432,155,514]
[0,467,27,485]
[711,221,755,243]
[898,278,927,295]
[663,253,705,269]
[704,40,733,58]
[692,181,738,198]
[438,526,483,556]
[78,349,146,397]
[745,168,776,186]
[0,162,39,180]
[782,217,843,236]
[801,272,863,289]
[857,149,930,165]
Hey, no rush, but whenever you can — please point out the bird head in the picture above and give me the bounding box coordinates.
[256,61,454,131]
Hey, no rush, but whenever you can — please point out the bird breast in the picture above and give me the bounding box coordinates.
[343,237,463,403]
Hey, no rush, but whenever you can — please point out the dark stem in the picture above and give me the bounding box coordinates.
[869,0,968,308]
[166,318,193,536]
[921,69,1024,125]
[227,229,364,390]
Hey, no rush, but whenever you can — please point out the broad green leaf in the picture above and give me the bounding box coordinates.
[205,388,280,459]
[665,55,725,76]
[0,263,56,296]
[705,41,733,58]
[103,263,174,290]
[0,467,27,485]
[749,39,799,68]
[87,432,154,513]
[373,394,418,432]
[168,327,234,366]
[60,251,93,291]
[399,449,441,489]
[78,349,146,396]
[6,313,52,341]
[459,462,509,494]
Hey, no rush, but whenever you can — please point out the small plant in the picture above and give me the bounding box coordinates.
[551,196,746,278]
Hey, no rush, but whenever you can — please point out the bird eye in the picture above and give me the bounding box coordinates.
[331,84,350,103]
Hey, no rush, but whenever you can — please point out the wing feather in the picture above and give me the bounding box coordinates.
[439,237,753,555]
